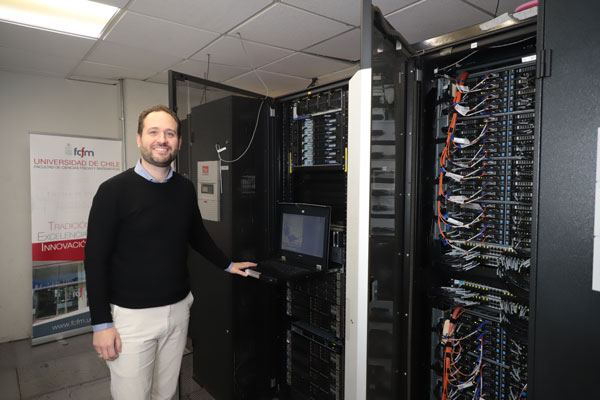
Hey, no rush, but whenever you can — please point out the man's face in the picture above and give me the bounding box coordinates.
[136,111,181,168]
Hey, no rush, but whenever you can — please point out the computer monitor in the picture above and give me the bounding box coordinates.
[278,202,331,270]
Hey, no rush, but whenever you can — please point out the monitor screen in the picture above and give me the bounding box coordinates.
[281,212,326,258]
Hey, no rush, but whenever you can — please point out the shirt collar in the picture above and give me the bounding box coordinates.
[134,159,173,183]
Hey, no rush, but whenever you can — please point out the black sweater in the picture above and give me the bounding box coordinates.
[84,168,230,325]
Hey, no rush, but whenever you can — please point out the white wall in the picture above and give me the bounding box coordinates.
[122,79,170,169]
[0,70,167,343]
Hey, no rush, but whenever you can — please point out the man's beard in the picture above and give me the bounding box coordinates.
[140,146,178,167]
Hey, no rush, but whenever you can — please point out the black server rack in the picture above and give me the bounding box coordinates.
[170,73,349,399]
[278,85,348,400]
[361,4,538,400]
[416,54,536,400]
[172,84,280,400]
[362,1,600,400]
[287,321,344,400]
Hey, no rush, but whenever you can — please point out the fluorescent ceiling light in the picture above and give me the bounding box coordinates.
[0,0,119,38]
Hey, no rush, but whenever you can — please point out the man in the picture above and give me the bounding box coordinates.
[84,104,256,400]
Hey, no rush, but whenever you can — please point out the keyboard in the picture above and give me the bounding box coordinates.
[257,259,311,277]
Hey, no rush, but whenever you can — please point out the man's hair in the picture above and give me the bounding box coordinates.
[137,105,180,136]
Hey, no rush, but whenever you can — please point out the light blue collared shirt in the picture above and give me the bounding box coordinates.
[93,160,232,332]
[134,159,174,182]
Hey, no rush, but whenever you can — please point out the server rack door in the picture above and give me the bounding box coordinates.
[367,41,405,400]
[367,6,416,400]
[348,4,419,399]
[532,1,600,399]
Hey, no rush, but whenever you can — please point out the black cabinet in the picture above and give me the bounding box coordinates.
[174,86,279,400]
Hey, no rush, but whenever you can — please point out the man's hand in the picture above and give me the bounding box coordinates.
[93,326,122,361]
[228,261,257,277]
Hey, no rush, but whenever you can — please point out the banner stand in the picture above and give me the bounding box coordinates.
[29,132,122,345]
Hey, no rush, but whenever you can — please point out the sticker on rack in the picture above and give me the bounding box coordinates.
[454,104,470,116]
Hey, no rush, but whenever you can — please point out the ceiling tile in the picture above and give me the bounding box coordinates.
[385,0,491,44]
[225,70,312,97]
[0,22,95,59]
[280,0,418,26]
[281,0,419,25]
[169,60,250,82]
[261,53,355,79]
[281,0,417,26]
[87,41,183,72]
[0,0,528,97]
[234,3,351,51]
[129,0,271,33]
[103,11,219,58]
[191,35,293,68]
[282,0,361,26]
[71,61,155,81]
[146,70,169,84]
[304,28,360,61]
[316,65,360,86]
[0,45,78,78]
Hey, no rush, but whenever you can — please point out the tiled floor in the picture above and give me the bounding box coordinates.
[0,333,215,400]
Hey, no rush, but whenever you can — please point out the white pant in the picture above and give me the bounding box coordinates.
[107,292,194,400]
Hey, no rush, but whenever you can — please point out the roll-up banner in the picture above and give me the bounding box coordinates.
[30,133,122,344]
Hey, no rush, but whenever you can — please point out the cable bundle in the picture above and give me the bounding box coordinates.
[441,307,488,400]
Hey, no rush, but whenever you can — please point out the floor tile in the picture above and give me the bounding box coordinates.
[18,349,109,399]
[0,333,94,369]
[30,377,111,400]
[0,367,20,400]
[1,332,215,400]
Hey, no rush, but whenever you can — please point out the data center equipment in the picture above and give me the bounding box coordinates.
[349,2,600,400]
[196,160,220,222]
[247,202,333,284]
[278,85,349,400]
[287,321,344,400]
[171,2,600,398]
[428,58,534,400]
[170,72,349,400]
[352,6,538,400]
